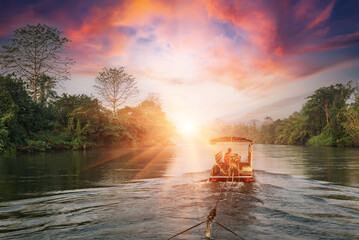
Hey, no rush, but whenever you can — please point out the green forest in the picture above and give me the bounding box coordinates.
[0,75,175,152]
[210,82,359,147]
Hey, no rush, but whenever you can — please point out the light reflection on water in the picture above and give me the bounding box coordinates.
[0,144,358,239]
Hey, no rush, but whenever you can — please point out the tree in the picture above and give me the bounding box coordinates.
[38,74,58,103]
[304,83,354,128]
[342,107,359,146]
[117,95,175,146]
[0,23,74,102]
[299,82,356,146]
[342,90,359,146]
[53,94,131,149]
[94,67,139,115]
[0,75,51,149]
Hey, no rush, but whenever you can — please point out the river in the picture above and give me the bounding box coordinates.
[0,144,358,239]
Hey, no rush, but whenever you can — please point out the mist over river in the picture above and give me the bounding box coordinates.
[0,144,358,239]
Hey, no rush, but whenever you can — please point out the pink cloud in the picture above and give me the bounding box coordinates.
[63,0,213,75]
[1,0,358,96]
[206,0,278,54]
[297,32,359,55]
[294,0,335,30]
[204,0,358,57]
[197,0,359,94]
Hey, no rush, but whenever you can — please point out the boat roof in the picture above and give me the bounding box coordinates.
[209,136,253,145]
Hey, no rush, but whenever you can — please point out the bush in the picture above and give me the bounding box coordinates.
[307,128,333,146]
[19,140,50,152]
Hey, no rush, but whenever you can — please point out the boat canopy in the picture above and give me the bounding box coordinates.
[209,136,253,145]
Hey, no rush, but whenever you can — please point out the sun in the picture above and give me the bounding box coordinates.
[178,121,197,136]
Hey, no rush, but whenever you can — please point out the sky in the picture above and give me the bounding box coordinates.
[1,0,359,127]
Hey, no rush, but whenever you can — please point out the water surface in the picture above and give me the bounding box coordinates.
[0,144,358,239]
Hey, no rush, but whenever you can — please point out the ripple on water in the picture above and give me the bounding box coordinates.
[1,160,359,239]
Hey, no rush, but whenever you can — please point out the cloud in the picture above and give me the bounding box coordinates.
[1,0,359,122]
[0,1,36,36]
[243,94,309,120]
[297,32,359,54]
[63,0,214,75]
[205,0,346,56]
[1,0,359,94]
[200,0,359,93]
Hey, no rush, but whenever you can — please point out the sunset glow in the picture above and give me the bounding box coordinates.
[0,0,358,123]
[178,121,197,137]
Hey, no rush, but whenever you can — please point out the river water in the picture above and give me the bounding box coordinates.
[0,144,358,239]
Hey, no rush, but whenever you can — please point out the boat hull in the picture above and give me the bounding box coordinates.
[209,174,254,182]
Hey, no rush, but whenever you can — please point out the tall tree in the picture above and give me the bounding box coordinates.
[304,83,355,129]
[0,23,74,102]
[342,90,359,146]
[38,74,58,103]
[342,107,359,146]
[94,67,139,115]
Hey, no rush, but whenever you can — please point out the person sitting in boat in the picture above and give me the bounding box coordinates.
[224,148,232,166]
[228,153,240,176]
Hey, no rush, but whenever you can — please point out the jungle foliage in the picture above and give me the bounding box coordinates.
[210,83,359,147]
[0,75,174,152]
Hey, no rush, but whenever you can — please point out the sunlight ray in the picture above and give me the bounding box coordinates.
[80,148,138,172]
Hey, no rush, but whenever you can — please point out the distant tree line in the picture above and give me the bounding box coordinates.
[0,24,174,153]
[208,82,359,147]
